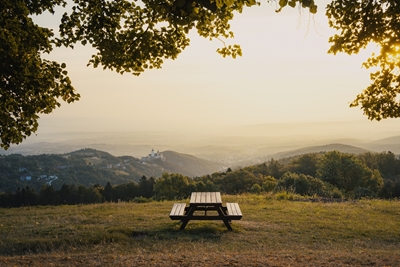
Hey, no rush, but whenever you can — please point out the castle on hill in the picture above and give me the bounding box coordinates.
[141,149,164,162]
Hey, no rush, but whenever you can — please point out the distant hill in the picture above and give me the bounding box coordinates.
[360,136,400,154]
[158,151,221,177]
[368,136,400,144]
[271,143,370,159]
[0,148,220,193]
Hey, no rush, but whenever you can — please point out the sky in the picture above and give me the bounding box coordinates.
[29,0,396,136]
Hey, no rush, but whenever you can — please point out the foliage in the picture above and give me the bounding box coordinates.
[1,0,268,148]
[2,149,400,203]
[250,183,262,194]
[326,0,400,120]
[277,171,325,196]
[0,0,80,149]
[274,0,318,13]
[213,168,261,194]
[316,150,381,193]
[154,172,191,200]
[3,0,400,149]
[0,0,400,149]
[0,177,153,207]
[262,175,277,192]
[287,153,320,177]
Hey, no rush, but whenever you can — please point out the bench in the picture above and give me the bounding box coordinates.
[226,203,242,220]
[169,203,186,220]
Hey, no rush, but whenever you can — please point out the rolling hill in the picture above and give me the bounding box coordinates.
[271,143,370,159]
[359,135,400,154]
[0,148,221,193]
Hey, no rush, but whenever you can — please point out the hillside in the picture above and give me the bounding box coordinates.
[0,148,220,193]
[271,143,370,159]
[359,135,400,154]
[158,150,221,177]
[228,143,373,168]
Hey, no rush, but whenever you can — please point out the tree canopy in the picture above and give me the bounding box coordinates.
[326,0,400,120]
[1,0,399,149]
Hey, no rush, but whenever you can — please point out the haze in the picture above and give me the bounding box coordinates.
[4,1,400,163]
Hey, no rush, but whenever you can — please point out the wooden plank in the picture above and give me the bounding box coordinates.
[211,192,216,203]
[226,203,233,215]
[170,203,186,216]
[191,192,200,203]
[190,192,196,203]
[200,192,206,203]
[215,192,222,203]
[189,192,223,204]
[170,204,177,216]
[234,203,242,216]
[177,203,186,215]
[206,192,211,203]
[226,203,242,217]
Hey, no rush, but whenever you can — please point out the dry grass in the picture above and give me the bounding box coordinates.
[0,194,399,266]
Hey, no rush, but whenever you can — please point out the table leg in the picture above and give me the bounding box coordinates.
[216,206,233,231]
[180,206,195,230]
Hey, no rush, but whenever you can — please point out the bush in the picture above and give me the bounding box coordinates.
[262,176,277,192]
[331,188,343,199]
[250,184,262,194]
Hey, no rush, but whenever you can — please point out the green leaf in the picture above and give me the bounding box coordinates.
[279,0,288,7]
[224,0,235,7]
[309,5,317,14]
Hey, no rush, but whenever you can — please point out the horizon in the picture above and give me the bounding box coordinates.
[4,119,400,162]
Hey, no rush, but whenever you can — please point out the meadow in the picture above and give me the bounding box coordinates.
[0,194,399,266]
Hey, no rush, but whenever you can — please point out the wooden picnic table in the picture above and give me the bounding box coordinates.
[169,192,242,230]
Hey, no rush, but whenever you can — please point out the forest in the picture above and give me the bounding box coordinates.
[1,150,400,207]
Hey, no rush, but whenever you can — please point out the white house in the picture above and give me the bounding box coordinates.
[141,149,164,162]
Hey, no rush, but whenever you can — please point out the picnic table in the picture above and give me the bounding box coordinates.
[169,192,242,230]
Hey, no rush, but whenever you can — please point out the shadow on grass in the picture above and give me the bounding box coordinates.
[0,222,240,256]
[128,221,235,243]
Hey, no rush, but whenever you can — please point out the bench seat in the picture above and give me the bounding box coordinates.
[169,203,186,220]
[226,203,242,220]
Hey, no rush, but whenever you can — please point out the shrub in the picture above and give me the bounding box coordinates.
[262,176,277,192]
[250,184,262,195]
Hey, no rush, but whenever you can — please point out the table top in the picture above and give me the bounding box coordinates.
[190,192,222,204]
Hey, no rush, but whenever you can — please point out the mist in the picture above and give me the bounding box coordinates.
[3,119,400,168]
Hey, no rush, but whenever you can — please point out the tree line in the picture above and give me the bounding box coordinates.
[1,150,400,207]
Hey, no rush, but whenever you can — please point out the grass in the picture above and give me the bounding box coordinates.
[0,194,399,266]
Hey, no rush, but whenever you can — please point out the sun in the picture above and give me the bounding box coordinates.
[386,44,400,66]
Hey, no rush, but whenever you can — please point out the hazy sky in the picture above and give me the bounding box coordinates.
[31,0,394,135]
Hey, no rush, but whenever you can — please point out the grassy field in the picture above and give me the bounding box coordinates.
[0,194,399,266]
